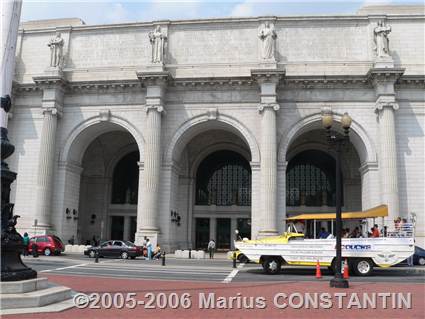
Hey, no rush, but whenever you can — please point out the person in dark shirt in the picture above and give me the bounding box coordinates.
[318,228,330,239]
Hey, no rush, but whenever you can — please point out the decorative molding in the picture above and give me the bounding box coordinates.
[207,108,218,120]
[137,161,145,170]
[250,161,261,171]
[99,109,111,121]
[359,161,379,176]
[171,76,254,88]
[396,75,425,89]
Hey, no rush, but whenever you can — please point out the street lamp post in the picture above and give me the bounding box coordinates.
[322,112,352,289]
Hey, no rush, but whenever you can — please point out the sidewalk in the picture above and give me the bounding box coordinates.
[3,273,424,319]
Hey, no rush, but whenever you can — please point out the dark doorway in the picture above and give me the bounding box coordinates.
[237,218,251,240]
[195,218,210,249]
[110,216,124,240]
[216,218,231,250]
[130,216,137,242]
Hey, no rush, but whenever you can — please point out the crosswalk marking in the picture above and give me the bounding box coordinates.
[222,263,245,283]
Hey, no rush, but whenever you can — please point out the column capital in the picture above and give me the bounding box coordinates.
[375,101,399,112]
[375,95,399,112]
[258,103,280,113]
[146,104,166,114]
[42,106,63,117]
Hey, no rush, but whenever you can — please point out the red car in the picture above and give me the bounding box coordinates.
[28,235,65,256]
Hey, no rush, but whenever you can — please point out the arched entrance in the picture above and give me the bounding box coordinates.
[78,131,139,244]
[165,115,259,251]
[194,150,251,249]
[58,118,144,245]
[285,128,362,238]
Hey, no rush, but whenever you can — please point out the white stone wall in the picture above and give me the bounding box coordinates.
[8,11,425,248]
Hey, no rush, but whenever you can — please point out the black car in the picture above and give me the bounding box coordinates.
[84,240,143,259]
[413,246,425,266]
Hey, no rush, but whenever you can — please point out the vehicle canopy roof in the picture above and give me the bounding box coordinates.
[286,205,388,221]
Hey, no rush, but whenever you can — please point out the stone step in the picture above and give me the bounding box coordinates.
[0,286,72,309]
[0,277,48,294]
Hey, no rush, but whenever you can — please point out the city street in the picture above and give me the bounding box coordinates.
[21,254,425,284]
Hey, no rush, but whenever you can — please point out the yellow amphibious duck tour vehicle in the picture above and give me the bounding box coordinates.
[235,205,415,276]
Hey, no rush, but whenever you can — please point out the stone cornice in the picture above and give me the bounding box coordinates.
[367,67,405,84]
[136,71,171,87]
[12,72,424,93]
[281,75,370,89]
[32,74,68,90]
[251,69,285,84]
[396,75,425,89]
[170,76,255,88]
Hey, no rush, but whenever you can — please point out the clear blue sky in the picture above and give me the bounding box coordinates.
[21,0,424,25]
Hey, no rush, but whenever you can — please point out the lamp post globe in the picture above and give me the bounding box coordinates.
[322,113,333,130]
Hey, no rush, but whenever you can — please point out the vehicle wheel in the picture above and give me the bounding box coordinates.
[353,259,373,276]
[238,254,249,264]
[89,250,96,258]
[262,257,281,275]
[130,256,136,260]
[121,251,129,259]
[418,257,425,266]
[44,248,51,256]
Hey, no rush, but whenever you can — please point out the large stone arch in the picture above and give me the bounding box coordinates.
[278,112,377,165]
[165,112,260,165]
[61,115,145,165]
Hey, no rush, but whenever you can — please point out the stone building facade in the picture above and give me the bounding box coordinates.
[8,5,425,250]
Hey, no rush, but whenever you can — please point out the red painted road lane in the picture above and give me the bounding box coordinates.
[4,274,424,319]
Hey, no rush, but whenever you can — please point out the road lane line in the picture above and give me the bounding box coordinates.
[39,263,88,273]
[222,263,245,283]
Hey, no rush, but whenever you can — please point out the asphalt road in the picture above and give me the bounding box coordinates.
[22,254,425,284]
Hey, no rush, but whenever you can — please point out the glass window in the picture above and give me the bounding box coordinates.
[113,241,123,246]
[111,151,139,204]
[286,150,341,207]
[36,237,48,243]
[195,151,251,206]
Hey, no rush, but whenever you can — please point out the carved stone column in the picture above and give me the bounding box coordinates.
[33,75,66,233]
[136,71,170,247]
[368,68,404,220]
[252,69,284,237]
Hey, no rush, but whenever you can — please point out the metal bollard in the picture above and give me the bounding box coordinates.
[188,249,191,259]
[162,252,166,266]
[233,251,237,268]
[32,244,38,258]
[95,251,99,263]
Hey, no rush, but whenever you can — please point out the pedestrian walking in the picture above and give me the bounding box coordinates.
[22,232,30,256]
[207,239,215,259]
[146,239,153,260]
